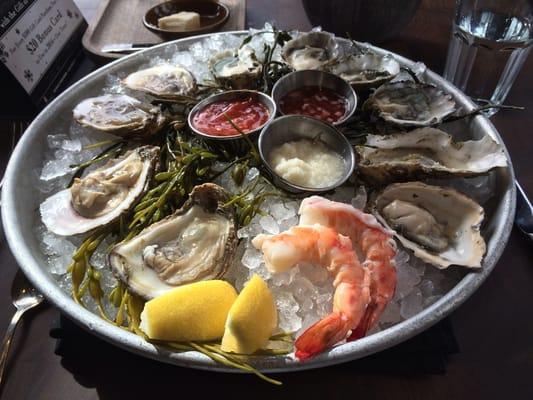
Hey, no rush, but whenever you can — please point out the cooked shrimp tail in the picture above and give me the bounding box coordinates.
[294,313,350,360]
[347,304,374,340]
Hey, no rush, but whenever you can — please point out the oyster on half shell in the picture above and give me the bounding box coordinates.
[363,81,456,126]
[73,94,166,138]
[40,146,159,236]
[109,183,237,300]
[209,46,262,89]
[123,64,197,101]
[281,31,338,71]
[373,182,486,269]
[326,53,400,89]
[356,128,508,184]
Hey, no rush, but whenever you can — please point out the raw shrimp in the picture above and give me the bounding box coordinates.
[299,196,397,340]
[252,224,371,360]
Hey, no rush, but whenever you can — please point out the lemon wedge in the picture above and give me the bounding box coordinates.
[139,280,237,342]
[221,275,278,354]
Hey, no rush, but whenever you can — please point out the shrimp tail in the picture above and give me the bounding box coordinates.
[347,303,375,341]
[295,312,351,361]
[349,258,397,341]
[348,292,395,341]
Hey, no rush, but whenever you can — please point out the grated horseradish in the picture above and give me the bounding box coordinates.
[269,139,345,188]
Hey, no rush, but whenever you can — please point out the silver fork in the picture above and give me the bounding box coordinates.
[0,270,44,391]
[0,121,41,392]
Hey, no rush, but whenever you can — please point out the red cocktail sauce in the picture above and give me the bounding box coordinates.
[192,94,270,137]
[279,86,348,124]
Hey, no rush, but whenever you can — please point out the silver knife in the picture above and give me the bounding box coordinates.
[101,43,156,54]
[515,180,533,242]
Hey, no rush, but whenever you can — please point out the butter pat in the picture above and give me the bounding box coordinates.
[158,11,201,31]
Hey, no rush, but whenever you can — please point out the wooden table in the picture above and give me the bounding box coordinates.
[1,1,533,398]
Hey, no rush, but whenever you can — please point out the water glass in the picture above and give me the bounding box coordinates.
[443,0,532,107]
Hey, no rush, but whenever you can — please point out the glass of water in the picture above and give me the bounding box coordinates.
[443,0,532,107]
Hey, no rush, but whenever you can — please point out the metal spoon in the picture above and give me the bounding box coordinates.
[515,180,533,242]
[0,270,44,389]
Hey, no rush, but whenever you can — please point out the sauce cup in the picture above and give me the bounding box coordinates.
[258,115,356,193]
[188,90,276,153]
[271,70,358,126]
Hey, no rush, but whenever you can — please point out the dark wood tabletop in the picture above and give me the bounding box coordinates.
[1,0,533,399]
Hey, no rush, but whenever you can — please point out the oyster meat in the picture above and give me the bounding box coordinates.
[373,182,486,268]
[209,46,262,89]
[326,53,400,89]
[123,64,197,101]
[108,183,237,299]
[41,146,159,236]
[282,31,338,71]
[73,94,166,138]
[356,128,508,184]
[363,81,456,126]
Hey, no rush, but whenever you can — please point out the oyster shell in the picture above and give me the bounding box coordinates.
[73,94,166,138]
[209,46,262,89]
[326,53,400,89]
[373,182,486,268]
[123,64,197,101]
[356,128,508,184]
[281,31,338,71]
[40,146,159,236]
[363,81,456,126]
[109,183,237,299]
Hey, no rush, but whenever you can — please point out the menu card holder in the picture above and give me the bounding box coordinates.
[0,0,87,118]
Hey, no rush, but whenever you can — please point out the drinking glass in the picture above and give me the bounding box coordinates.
[443,0,532,107]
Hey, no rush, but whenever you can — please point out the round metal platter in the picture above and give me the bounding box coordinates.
[1,31,516,373]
